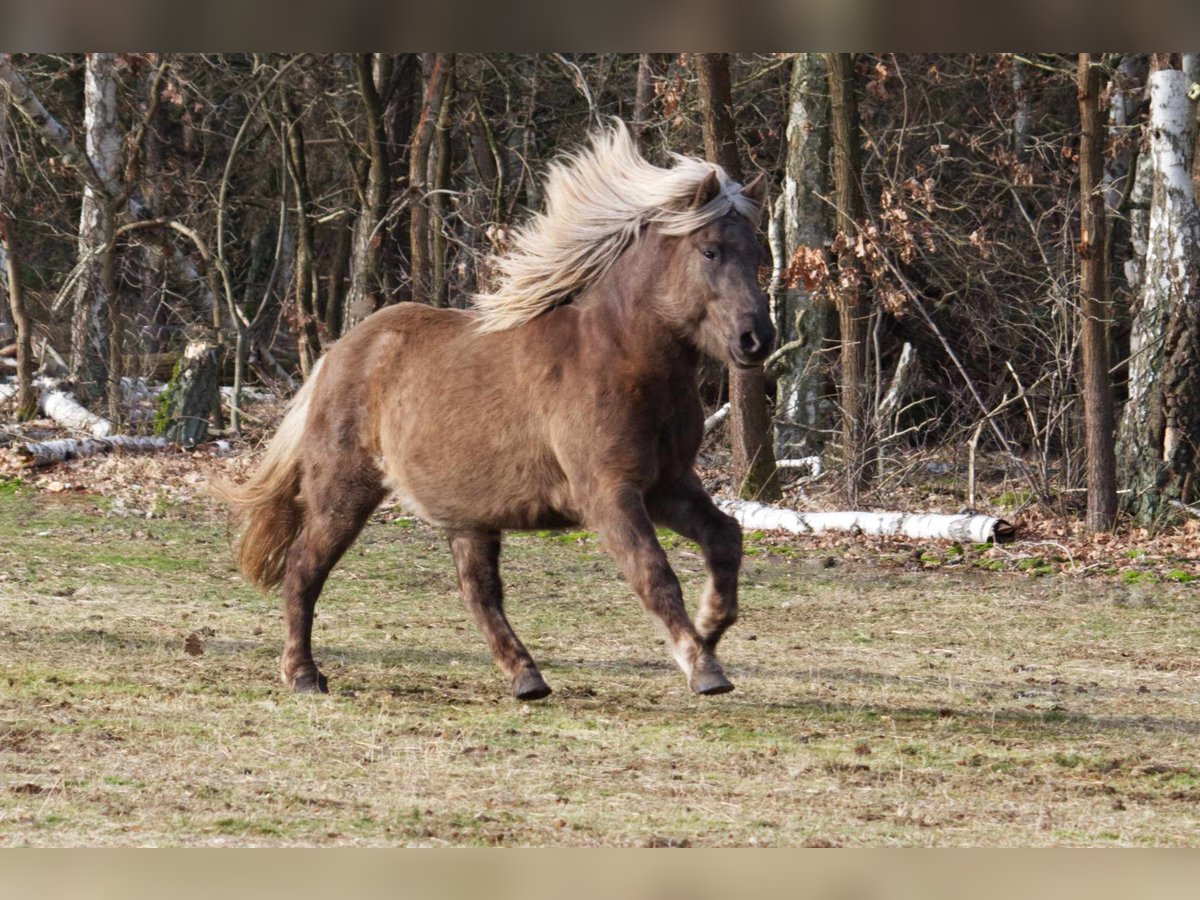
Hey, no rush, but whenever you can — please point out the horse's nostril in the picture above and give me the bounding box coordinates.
[739,331,762,355]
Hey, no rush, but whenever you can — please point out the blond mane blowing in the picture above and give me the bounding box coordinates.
[472,120,759,332]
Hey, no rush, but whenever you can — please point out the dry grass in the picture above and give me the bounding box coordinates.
[2,482,1199,846]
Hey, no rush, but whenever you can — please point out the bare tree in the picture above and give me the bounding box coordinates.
[826,53,872,505]
[344,54,393,332]
[1076,53,1118,531]
[0,97,34,419]
[280,85,321,375]
[409,53,455,304]
[696,53,781,502]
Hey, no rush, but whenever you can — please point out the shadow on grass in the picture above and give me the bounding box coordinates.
[15,624,1200,739]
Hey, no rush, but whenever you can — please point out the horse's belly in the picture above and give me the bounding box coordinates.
[383,449,577,532]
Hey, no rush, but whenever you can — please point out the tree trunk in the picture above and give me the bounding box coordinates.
[826,52,872,505]
[1012,56,1031,158]
[1118,55,1200,523]
[0,221,35,421]
[281,87,321,375]
[1077,53,1118,531]
[409,53,454,304]
[71,53,122,405]
[633,54,657,155]
[324,214,352,338]
[17,435,172,467]
[720,499,1014,544]
[776,52,834,461]
[343,54,391,332]
[430,59,457,308]
[0,100,35,420]
[155,339,219,446]
[696,53,780,502]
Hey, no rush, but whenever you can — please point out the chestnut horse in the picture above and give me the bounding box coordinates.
[214,122,774,700]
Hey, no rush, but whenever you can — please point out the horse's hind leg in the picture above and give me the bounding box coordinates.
[448,529,551,701]
[280,461,384,693]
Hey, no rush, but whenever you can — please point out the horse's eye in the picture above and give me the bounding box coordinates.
[701,247,719,261]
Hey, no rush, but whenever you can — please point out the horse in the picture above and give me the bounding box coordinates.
[213,121,774,701]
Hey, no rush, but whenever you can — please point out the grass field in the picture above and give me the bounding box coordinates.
[2,484,1199,846]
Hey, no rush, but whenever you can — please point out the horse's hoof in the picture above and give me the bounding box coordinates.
[690,666,734,696]
[513,670,552,701]
[293,671,329,694]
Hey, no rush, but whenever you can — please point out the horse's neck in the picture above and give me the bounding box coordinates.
[577,239,698,376]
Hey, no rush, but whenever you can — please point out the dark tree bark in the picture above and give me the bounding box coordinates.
[0,98,34,419]
[0,219,35,420]
[430,59,457,308]
[344,53,392,332]
[826,52,872,506]
[281,86,321,375]
[633,54,657,156]
[409,53,455,304]
[696,53,781,502]
[1077,53,1118,531]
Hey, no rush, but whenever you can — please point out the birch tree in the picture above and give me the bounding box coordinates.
[1118,54,1200,523]
[71,53,122,404]
[774,53,833,460]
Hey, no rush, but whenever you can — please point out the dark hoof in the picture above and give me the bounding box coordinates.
[690,666,734,696]
[293,671,329,694]
[513,670,552,701]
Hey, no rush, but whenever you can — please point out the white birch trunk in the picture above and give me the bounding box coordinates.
[775,53,833,459]
[70,53,122,397]
[719,499,1014,544]
[1012,56,1030,157]
[1119,63,1200,521]
[40,387,113,437]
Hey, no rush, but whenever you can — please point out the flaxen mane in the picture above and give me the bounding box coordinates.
[472,120,760,332]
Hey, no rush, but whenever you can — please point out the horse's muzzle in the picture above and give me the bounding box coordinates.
[729,318,775,369]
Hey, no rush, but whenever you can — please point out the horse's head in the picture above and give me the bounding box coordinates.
[660,171,775,369]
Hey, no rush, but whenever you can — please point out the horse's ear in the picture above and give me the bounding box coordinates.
[741,174,767,213]
[690,170,722,209]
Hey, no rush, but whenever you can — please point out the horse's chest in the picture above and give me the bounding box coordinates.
[644,390,703,479]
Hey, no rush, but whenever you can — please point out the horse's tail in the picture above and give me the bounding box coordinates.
[210,357,326,592]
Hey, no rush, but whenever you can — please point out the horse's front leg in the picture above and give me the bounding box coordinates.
[448,528,551,701]
[646,472,742,651]
[589,485,733,695]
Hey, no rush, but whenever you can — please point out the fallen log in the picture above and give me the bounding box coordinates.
[776,457,823,476]
[718,499,1015,544]
[40,388,113,437]
[16,434,173,467]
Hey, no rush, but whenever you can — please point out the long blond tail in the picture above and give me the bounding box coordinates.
[210,358,326,591]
